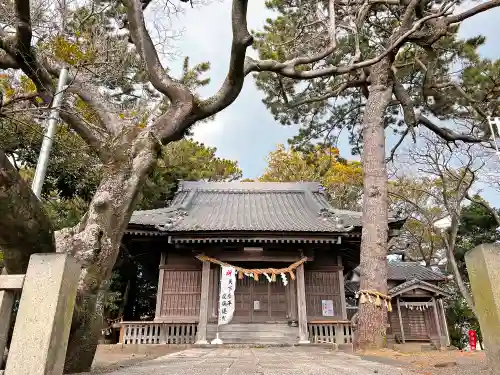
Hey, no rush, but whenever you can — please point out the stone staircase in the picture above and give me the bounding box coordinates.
[206,323,299,345]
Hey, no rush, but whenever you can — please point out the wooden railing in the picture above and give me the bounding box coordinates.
[308,321,353,345]
[121,322,198,344]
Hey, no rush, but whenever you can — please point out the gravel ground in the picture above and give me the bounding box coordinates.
[73,345,183,375]
[360,349,488,375]
[75,346,488,375]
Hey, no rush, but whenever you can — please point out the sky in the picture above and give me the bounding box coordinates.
[156,1,500,202]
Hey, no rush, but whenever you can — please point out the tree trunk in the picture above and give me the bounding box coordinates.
[0,150,55,274]
[357,58,393,350]
[56,128,159,373]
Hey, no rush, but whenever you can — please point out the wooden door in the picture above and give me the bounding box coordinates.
[401,307,429,340]
[234,276,252,322]
[233,276,288,323]
[252,277,270,322]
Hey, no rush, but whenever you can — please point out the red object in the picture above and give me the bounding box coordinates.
[469,329,477,350]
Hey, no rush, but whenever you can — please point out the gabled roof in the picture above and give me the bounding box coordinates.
[345,262,447,295]
[388,279,451,297]
[129,181,404,234]
[351,262,446,281]
[387,262,446,281]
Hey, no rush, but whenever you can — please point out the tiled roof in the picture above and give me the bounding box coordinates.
[345,262,446,295]
[388,279,450,297]
[387,262,446,281]
[129,181,403,233]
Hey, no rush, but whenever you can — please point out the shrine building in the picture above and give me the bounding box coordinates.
[120,181,411,346]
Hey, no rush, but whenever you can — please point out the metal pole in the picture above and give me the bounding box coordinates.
[31,67,68,198]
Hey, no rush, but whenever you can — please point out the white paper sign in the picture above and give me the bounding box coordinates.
[218,266,236,325]
[322,300,334,317]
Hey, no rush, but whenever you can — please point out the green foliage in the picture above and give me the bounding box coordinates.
[138,139,242,209]
[446,296,481,349]
[454,197,500,278]
[252,0,499,153]
[0,110,242,321]
[445,198,498,348]
[259,144,363,209]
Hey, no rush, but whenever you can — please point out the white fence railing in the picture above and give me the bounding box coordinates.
[121,322,198,344]
[308,321,353,345]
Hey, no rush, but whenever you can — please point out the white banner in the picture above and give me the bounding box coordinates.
[218,266,236,325]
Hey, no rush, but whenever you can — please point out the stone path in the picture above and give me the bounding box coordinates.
[102,347,419,375]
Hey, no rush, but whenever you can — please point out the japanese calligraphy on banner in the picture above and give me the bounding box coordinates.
[218,266,236,325]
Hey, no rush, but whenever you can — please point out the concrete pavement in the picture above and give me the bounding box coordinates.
[103,347,418,375]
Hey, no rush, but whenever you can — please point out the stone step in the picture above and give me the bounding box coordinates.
[206,323,299,344]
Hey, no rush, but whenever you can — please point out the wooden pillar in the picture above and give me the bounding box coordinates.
[439,298,451,346]
[432,297,446,348]
[337,255,347,319]
[155,252,166,320]
[296,263,310,344]
[196,260,211,344]
[396,297,405,344]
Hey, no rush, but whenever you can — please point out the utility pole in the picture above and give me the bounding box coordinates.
[31,0,68,199]
[31,68,68,199]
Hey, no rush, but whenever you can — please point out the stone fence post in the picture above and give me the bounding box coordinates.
[4,253,80,375]
[465,243,500,374]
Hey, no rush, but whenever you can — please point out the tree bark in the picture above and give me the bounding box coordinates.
[0,150,55,274]
[57,127,160,373]
[357,58,393,350]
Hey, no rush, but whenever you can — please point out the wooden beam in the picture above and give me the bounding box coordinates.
[397,297,406,344]
[337,255,347,320]
[432,297,445,348]
[196,260,211,344]
[0,275,25,291]
[439,299,451,346]
[296,263,310,344]
[154,252,166,319]
[118,325,124,344]
[215,253,312,262]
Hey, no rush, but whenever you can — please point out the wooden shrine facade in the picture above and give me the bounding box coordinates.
[346,263,451,348]
[121,181,405,345]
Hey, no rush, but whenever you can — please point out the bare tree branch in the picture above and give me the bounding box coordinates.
[392,73,416,141]
[67,82,120,135]
[195,0,254,118]
[14,0,32,51]
[59,108,110,161]
[123,0,193,104]
[288,79,367,107]
[245,10,449,79]
[445,0,500,24]
[386,128,409,163]
[417,113,489,144]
